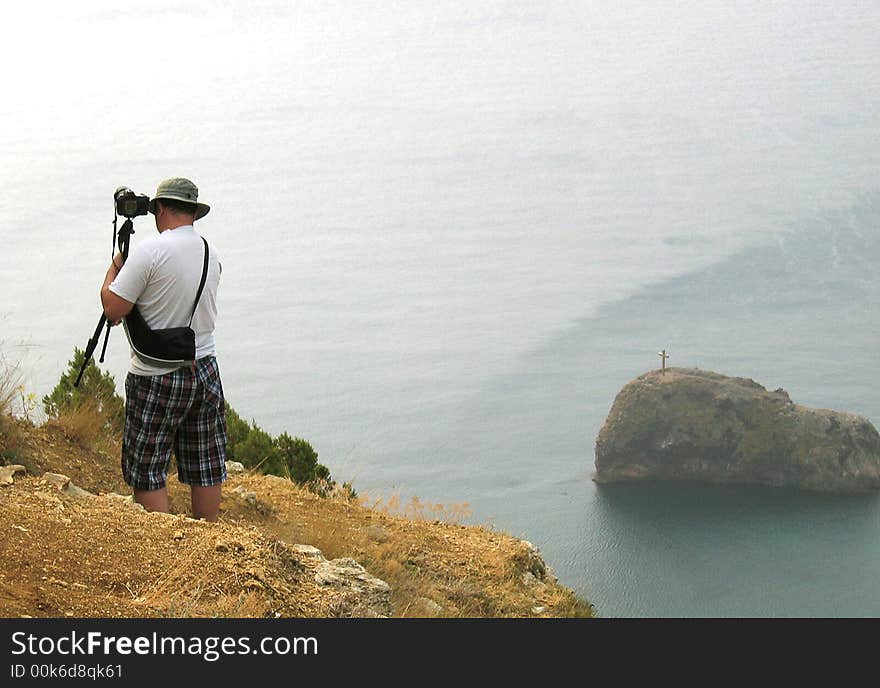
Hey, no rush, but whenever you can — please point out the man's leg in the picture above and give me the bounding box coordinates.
[134,487,170,513]
[178,358,227,523]
[191,484,221,521]
[123,371,180,508]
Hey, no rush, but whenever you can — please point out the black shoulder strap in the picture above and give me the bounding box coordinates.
[188,237,210,327]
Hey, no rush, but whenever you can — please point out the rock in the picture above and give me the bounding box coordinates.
[290,544,323,559]
[226,461,245,474]
[41,472,94,498]
[0,464,26,486]
[231,485,257,506]
[42,472,71,490]
[63,483,94,499]
[104,493,146,512]
[214,541,229,553]
[595,368,880,492]
[315,557,392,618]
[518,541,556,584]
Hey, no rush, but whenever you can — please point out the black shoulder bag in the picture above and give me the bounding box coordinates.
[122,238,209,368]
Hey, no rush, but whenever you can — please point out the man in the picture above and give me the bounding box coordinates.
[101,177,227,521]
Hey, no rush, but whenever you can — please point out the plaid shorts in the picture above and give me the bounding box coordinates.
[122,356,228,490]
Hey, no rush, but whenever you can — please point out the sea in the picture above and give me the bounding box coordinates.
[2,0,880,617]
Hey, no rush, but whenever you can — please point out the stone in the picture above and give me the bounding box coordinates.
[63,483,94,499]
[39,472,93,497]
[42,472,71,490]
[0,464,26,486]
[231,485,257,506]
[595,368,880,492]
[104,493,144,511]
[315,557,392,618]
[226,461,246,474]
[517,540,556,584]
[290,544,323,559]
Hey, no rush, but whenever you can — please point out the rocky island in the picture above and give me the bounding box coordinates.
[595,368,880,493]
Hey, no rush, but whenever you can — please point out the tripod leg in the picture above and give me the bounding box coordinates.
[98,320,112,363]
[73,314,107,387]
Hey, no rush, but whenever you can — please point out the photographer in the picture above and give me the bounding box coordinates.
[100,177,227,521]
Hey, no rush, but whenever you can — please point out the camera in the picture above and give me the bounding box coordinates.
[114,186,150,218]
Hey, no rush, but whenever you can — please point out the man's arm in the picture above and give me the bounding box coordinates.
[100,255,134,325]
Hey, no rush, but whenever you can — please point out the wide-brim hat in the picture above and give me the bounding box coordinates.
[148,177,210,220]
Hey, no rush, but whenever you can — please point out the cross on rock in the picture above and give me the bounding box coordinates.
[658,349,669,372]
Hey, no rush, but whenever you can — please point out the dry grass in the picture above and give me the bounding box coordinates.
[212,474,594,618]
[0,356,22,416]
[44,401,115,453]
[0,415,29,467]
[360,492,473,524]
[3,418,594,619]
[0,357,29,465]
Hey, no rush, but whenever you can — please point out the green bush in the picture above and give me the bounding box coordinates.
[224,405,251,457]
[224,403,335,492]
[232,420,276,471]
[43,348,124,432]
[272,432,328,483]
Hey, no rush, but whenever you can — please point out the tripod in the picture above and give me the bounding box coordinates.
[73,215,136,387]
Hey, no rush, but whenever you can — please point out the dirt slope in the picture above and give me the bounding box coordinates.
[0,423,593,618]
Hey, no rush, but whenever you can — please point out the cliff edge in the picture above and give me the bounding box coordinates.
[0,422,592,618]
[594,368,880,492]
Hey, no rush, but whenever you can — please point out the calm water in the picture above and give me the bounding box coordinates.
[2,1,880,616]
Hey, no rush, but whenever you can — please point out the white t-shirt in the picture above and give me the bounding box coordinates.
[109,225,222,376]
